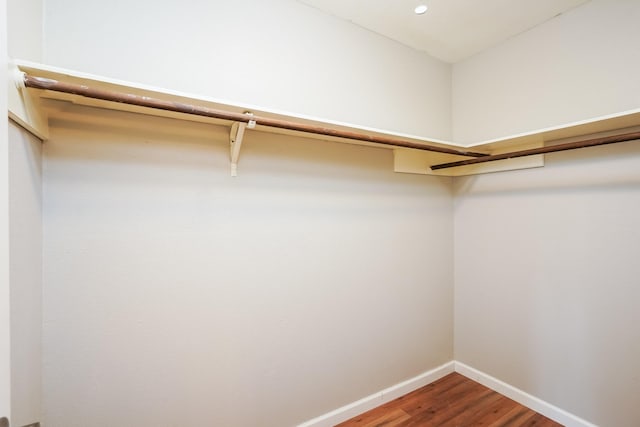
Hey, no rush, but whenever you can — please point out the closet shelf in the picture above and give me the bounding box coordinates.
[8,60,640,177]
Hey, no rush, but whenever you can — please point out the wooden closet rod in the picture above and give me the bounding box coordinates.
[23,74,488,158]
[431,131,640,170]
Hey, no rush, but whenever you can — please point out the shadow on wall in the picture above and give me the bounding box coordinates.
[454,138,640,198]
[46,104,452,193]
[41,98,455,426]
[453,138,640,426]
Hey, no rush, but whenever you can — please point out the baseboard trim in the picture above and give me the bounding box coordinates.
[296,361,455,427]
[297,360,597,427]
[454,362,597,427]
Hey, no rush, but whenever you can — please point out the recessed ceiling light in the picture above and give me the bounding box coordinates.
[414,5,428,15]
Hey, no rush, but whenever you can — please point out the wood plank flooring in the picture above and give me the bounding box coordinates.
[336,373,563,427]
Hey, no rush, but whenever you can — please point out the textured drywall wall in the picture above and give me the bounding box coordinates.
[7,0,43,62]
[9,121,43,427]
[0,0,12,420]
[43,0,451,140]
[7,1,44,424]
[453,0,640,144]
[454,139,640,427]
[42,108,453,427]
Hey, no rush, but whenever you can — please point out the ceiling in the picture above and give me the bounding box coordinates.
[297,0,590,63]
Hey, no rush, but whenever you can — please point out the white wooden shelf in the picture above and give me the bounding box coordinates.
[8,60,640,177]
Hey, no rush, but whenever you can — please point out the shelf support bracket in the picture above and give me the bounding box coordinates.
[8,63,49,140]
[229,113,255,177]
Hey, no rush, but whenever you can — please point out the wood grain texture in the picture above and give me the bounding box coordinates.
[336,373,563,427]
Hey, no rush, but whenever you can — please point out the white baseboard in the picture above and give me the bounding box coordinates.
[296,360,597,427]
[296,361,455,427]
[454,362,598,427]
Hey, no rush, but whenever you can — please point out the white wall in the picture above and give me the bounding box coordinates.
[41,107,453,427]
[9,121,43,427]
[7,1,45,425]
[40,6,455,423]
[25,1,640,426]
[7,0,43,62]
[453,140,640,427]
[452,0,640,144]
[43,0,452,141]
[0,0,12,422]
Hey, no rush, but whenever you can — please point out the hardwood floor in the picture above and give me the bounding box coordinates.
[336,373,563,427]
